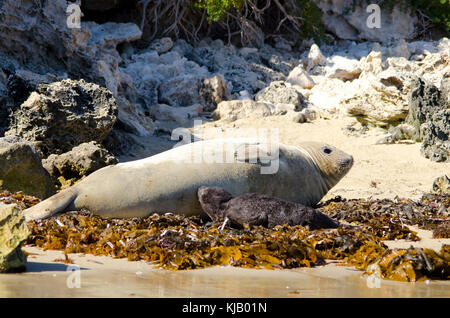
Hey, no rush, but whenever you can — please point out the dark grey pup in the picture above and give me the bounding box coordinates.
[197,186,339,229]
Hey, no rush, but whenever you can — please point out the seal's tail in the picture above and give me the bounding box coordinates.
[24,188,78,221]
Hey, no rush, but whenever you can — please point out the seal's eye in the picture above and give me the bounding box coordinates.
[323,147,332,154]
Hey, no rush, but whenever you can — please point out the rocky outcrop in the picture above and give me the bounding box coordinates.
[0,136,55,199]
[407,77,449,162]
[315,0,417,43]
[6,79,118,157]
[43,141,117,189]
[0,203,29,273]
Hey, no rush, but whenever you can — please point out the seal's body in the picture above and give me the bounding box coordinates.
[24,139,353,220]
[197,186,339,229]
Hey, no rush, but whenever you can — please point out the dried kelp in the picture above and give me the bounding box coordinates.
[318,193,449,235]
[0,190,447,281]
[0,190,41,209]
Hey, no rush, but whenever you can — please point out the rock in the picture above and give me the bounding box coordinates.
[288,108,318,124]
[325,55,361,81]
[158,74,230,111]
[432,175,450,195]
[255,81,305,109]
[376,124,416,144]
[213,100,274,122]
[343,71,411,127]
[360,51,384,76]
[286,65,315,89]
[86,21,142,96]
[149,37,174,54]
[0,136,55,199]
[421,109,449,162]
[407,77,449,162]
[0,203,29,273]
[305,44,326,71]
[6,79,118,157]
[149,104,203,124]
[87,22,142,48]
[388,39,410,59]
[43,141,118,189]
[199,75,232,112]
[441,72,450,105]
[238,90,252,100]
[316,0,417,43]
[274,37,292,52]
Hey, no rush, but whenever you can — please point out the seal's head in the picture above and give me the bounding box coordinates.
[298,142,354,190]
[197,186,233,221]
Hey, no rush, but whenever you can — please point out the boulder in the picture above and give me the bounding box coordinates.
[286,65,315,89]
[43,141,118,189]
[158,74,230,111]
[407,77,449,162]
[0,203,29,273]
[305,44,326,71]
[6,79,118,157]
[0,136,55,199]
[149,37,174,54]
[213,100,274,122]
[255,81,305,109]
[343,71,411,127]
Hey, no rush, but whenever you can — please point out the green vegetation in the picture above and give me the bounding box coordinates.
[191,0,245,22]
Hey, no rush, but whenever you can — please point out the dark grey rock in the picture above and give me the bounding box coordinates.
[6,79,118,157]
[0,136,55,198]
[407,77,449,162]
[43,141,118,188]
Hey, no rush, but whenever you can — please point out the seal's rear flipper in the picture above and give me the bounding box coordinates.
[24,188,77,221]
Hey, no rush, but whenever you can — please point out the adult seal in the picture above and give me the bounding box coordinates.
[197,186,340,229]
[24,139,353,220]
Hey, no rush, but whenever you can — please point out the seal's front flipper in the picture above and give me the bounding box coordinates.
[24,188,78,221]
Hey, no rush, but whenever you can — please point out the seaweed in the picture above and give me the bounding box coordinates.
[0,190,446,281]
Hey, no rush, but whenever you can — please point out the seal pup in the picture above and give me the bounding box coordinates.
[24,139,353,220]
[197,186,339,229]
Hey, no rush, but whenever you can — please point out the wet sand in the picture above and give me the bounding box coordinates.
[0,245,447,298]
